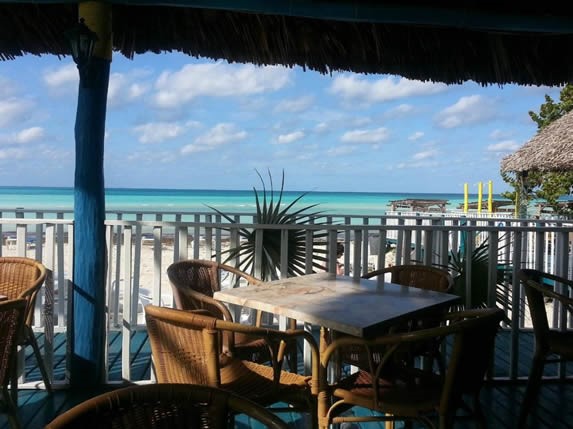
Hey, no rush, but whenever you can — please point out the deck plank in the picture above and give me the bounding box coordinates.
[2,330,573,428]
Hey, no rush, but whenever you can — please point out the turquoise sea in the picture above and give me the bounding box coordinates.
[0,186,501,216]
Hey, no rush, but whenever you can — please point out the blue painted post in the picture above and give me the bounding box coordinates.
[71,2,111,386]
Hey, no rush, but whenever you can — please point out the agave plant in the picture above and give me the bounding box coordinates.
[209,170,328,281]
[447,233,513,313]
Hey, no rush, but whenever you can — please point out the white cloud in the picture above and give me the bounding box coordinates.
[329,75,447,104]
[0,76,17,97]
[42,63,78,90]
[327,145,356,156]
[435,95,497,128]
[133,121,199,144]
[0,98,35,128]
[487,140,520,152]
[0,147,27,160]
[15,127,44,144]
[108,73,149,106]
[412,149,437,161]
[386,103,415,117]
[276,131,305,144]
[181,123,247,154]
[490,129,513,140]
[409,131,424,141]
[340,127,389,144]
[154,62,290,108]
[314,122,329,133]
[275,96,314,113]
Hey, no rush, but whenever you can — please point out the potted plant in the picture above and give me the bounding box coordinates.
[209,170,328,281]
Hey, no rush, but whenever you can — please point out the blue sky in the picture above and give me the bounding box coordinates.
[0,52,561,194]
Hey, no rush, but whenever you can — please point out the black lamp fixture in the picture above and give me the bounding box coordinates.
[65,18,99,86]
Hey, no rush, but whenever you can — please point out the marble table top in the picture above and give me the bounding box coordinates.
[214,272,459,337]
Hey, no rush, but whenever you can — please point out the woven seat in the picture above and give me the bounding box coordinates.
[145,305,319,427]
[167,259,274,362]
[0,257,50,394]
[517,269,573,428]
[0,299,26,429]
[45,383,290,428]
[317,307,503,429]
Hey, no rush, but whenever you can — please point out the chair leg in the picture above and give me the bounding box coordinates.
[2,386,22,429]
[26,327,52,392]
[518,353,545,429]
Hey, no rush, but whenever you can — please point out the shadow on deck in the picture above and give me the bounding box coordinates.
[2,330,573,428]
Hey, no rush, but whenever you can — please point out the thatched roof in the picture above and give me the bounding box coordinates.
[2,2,573,86]
[500,110,573,173]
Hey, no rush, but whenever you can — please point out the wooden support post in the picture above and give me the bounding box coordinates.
[71,1,112,386]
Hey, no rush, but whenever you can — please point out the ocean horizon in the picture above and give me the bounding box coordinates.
[0,186,506,217]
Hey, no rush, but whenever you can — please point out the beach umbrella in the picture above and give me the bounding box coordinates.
[501,110,573,173]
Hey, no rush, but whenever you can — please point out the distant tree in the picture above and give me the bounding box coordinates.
[502,84,573,216]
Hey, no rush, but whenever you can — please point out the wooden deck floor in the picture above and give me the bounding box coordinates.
[1,331,572,429]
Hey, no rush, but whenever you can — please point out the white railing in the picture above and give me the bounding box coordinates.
[2,210,572,387]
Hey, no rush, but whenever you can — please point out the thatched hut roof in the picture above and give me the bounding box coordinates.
[500,110,573,173]
[2,2,573,86]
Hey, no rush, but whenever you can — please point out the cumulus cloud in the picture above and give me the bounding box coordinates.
[276,131,305,144]
[490,129,513,140]
[133,120,200,144]
[329,75,447,104]
[409,131,424,141]
[0,98,35,128]
[181,123,247,154]
[108,73,149,106]
[154,62,290,108]
[15,127,44,144]
[385,103,416,117]
[327,145,356,156]
[340,127,389,144]
[42,63,78,91]
[435,95,497,128]
[275,96,314,113]
[412,149,437,161]
[0,76,17,97]
[0,147,27,160]
[487,140,520,152]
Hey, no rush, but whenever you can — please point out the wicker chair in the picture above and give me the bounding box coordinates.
[517,269,573,428]
[0,257,50,393]
[167,259,273,363]
[317,307,504,429]
[341,264,455,372]
[362,264,454,292]
[145,304,319,427]
[45,383,290,428]
[0,299,26,429]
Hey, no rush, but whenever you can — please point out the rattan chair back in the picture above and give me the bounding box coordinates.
[318,307,503,429]
[0,299,26,429]
[0,257,51,392]
[0,257,47,328]
[45,383,290,428]
[516,269,573,428]
[167,259,260,320]
[145,305,319,426]
[362,264,454,292]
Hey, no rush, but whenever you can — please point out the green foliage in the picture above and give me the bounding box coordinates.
[209,170,328,281]
[502,84,573,217]
[446,235,512,313]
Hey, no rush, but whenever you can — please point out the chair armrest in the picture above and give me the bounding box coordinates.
[180,288,235,322]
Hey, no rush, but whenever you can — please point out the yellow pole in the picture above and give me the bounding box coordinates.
[477,182,483,213]
[488,180,493,213]
[463,183,469,213]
